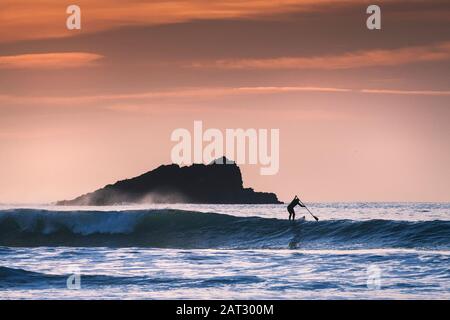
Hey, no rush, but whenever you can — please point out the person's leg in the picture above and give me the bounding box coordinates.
[288,208,295,221]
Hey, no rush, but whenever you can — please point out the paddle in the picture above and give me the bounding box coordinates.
[299,198,319,221]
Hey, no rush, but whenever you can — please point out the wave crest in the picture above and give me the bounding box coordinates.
[1,209,449,249]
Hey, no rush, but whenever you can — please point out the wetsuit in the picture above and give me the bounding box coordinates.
[287,197,304,221]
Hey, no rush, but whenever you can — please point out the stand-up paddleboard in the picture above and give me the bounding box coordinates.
[289,216,305,222]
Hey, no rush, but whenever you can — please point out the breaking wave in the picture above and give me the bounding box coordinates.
[0,209,449,249]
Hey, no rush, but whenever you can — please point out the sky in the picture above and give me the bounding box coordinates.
[0,0,449,203]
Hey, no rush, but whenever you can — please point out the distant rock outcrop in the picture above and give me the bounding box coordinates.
[57,157,281,205]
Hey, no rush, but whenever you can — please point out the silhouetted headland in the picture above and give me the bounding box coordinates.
[57,157,281,205]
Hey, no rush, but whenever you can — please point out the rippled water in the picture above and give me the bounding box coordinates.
[1,203,449,299]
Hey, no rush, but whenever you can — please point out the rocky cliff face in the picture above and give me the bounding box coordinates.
[57,158,281,205]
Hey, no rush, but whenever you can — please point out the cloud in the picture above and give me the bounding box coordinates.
[191,42,450,70]
[0,0,359,43]
[236,86,351,93]
[361,89,450,96]
[0,86,351,108]
[0,52,103,69]
[2,85,449,114]
[2,85,449,110]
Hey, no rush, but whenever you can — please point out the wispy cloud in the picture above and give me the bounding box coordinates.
[3,85,449,110]
[0,52,103,69]
[0,86,351,107]
[191,42,450,70]
[0,0,352,42]
[236,86,351,93]
[361,89,450,96]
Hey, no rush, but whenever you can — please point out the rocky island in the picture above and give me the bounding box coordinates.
[57,157,281,205]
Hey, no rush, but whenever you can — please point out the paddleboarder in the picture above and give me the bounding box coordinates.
[287,195,319,221]
[287,195,304,221]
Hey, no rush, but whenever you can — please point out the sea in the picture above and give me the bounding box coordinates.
[0,202,449,299]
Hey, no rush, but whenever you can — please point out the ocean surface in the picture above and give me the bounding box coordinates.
[0,203,449,299]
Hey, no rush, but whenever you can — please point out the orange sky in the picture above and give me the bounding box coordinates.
[0,0,449,203]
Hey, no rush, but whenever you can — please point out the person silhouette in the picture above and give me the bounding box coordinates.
[287,195,305,221]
